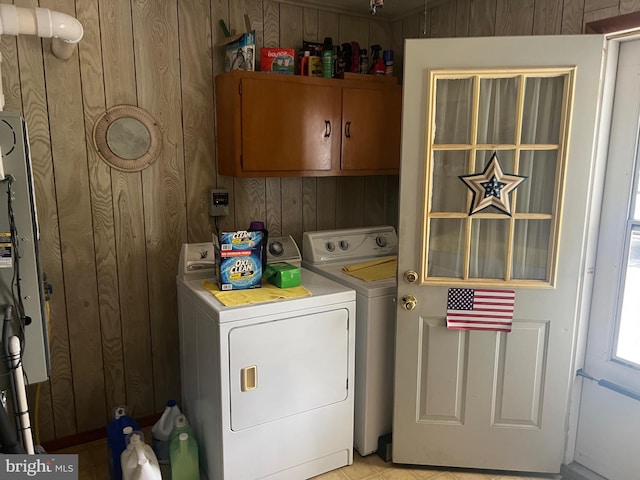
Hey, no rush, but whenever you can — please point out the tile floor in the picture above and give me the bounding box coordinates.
[55,432,559,480]
[314,453,559,480]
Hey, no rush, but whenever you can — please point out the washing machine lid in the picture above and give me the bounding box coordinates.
[302,260,396,298]
[177,268,355,323]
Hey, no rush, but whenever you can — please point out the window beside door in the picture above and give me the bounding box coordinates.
[613,181,640,367]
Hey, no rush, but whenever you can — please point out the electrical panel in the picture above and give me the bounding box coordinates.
[0,112,49,386]
[209,188,229,217]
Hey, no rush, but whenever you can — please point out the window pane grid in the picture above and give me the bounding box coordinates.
[423,69,572,285]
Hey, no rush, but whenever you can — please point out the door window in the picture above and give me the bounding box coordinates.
[422,69,574,286]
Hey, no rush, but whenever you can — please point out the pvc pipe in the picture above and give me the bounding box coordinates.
[0,4,83,60]
[9,336,34,454]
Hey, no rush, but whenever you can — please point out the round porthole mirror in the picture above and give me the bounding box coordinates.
[93,105,161,172]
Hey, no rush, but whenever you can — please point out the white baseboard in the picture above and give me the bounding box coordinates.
[561,462,608,480]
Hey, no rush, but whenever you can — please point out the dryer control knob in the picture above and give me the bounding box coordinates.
[339,240,349,250]
[326,241,335,252]
[269,241,284,257]
[376,236,387,247]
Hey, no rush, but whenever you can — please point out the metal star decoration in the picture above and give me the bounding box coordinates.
[459,152,527,216]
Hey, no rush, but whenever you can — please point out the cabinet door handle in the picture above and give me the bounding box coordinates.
[324,120,331,137]
[345,121,351,138]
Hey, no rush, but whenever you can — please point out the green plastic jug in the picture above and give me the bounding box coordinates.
[169,432,199,480]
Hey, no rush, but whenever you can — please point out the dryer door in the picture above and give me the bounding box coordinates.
[229,307,350,431]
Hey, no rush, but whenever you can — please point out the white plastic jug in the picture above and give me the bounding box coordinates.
[151,399,181,464]
[121,433,161,480]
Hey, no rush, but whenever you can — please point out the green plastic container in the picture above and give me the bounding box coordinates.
[263,262,301,288]
[169,432,199,480]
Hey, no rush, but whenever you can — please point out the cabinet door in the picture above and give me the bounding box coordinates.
[341,86,402,171]
[241,78,341,173]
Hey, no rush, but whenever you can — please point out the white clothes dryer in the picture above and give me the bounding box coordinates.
[302,226,398,456]
[177,241,356,479]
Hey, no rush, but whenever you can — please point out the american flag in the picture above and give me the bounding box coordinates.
[446,288,515,332]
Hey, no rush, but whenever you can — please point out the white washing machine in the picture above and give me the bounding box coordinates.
[177,238,356,479]
[302,226,398,456]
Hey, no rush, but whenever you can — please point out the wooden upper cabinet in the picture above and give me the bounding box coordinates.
[341,86,402,172]
[240,78,341,173]
[215,71,401,177]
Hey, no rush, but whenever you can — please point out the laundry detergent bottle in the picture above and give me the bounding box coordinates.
[168,413,194,448]
[121,433,161,480]
[151,399,181,464]
[107,406,140,480]
[170,432,200,480]
[249,221,268,272]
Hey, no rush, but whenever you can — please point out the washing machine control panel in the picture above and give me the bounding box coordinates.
[303,226,398,264]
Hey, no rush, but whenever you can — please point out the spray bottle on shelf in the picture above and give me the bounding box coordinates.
[369,45,385,75]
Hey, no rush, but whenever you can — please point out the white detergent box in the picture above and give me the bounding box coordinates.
[215,231,263,290]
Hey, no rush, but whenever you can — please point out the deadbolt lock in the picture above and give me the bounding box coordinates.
[403,270,418,283]
[401,295,417,311]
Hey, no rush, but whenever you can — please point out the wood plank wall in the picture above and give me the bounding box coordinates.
[0,0,638,443]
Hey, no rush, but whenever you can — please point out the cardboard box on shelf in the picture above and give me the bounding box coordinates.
[219,31,256,72]
[260,48,295,74]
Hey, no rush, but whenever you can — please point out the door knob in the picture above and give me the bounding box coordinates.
[401,295,417,311]
[403,270,418,283]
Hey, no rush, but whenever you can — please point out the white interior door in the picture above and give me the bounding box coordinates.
[574,37,640,480]
[394,35,608,473]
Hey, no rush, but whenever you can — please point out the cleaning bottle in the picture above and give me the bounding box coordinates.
[341,42,352,72]
[322,37,334,78]
[335,45,346,77]
[383,49,394,76]
[300,50,310,76]
[151,400,181,464]
[168,413,194,448]
[170,432,200,480]
[107,406,140,480]
[369,44,385,75]
[309,53,322,77]
[359,48,369,74]
[248,221,268,274]
[121,433,161,480]
[350,42,361,73]
[124,427,145,446]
